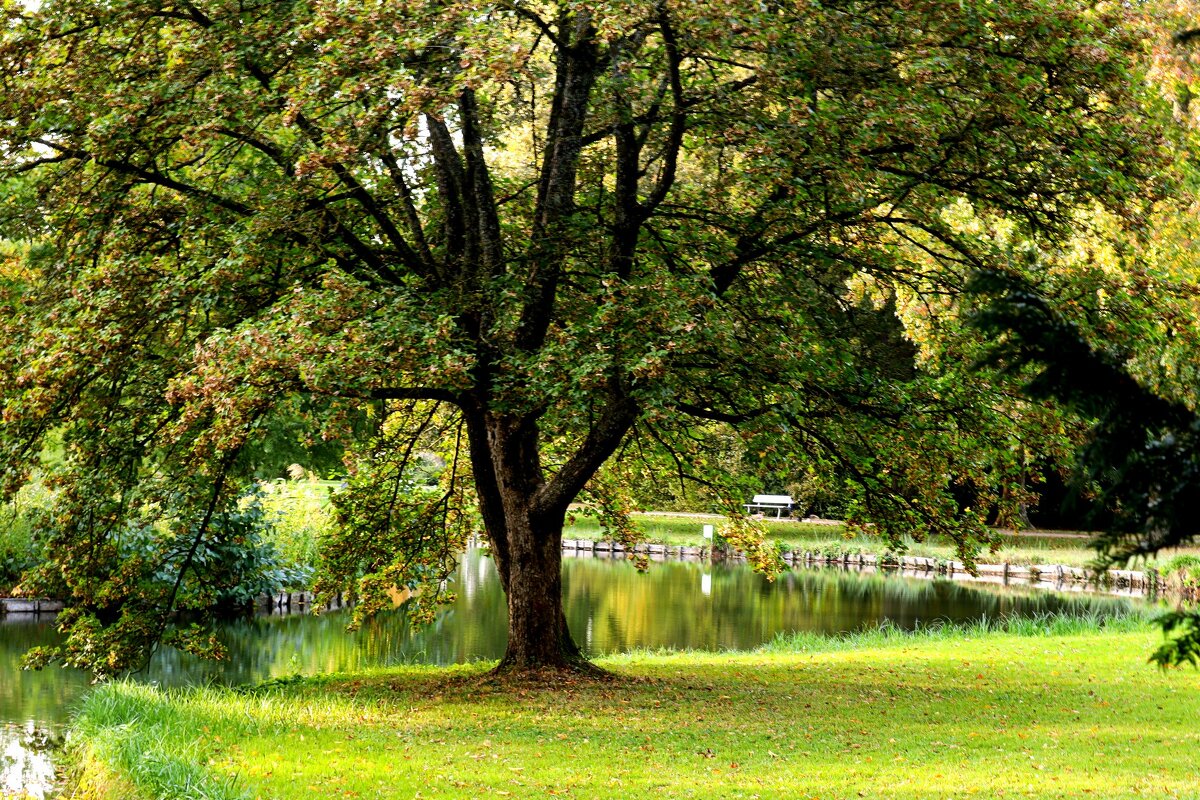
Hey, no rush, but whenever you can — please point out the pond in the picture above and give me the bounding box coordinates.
[1,549,1144,798]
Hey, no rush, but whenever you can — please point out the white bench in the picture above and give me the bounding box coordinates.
[743,494,794,518]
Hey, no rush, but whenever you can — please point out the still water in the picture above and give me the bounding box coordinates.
[1,550,1143,797]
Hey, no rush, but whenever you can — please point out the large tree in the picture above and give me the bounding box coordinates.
[0,0,1158,673]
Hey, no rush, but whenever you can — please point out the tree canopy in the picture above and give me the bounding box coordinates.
[971,267,1200,667]
[0,0,1163,674]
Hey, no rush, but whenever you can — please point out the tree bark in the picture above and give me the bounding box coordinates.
[473,411,592,673]
[493,507,587,671]
[465,375,635,672]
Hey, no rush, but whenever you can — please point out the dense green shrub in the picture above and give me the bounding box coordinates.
[168,498,312,609]
[2,480,310,603]
[106,498,313,615]
[0,512,37,592]
[0,481,51,593]
[258,477,337,573]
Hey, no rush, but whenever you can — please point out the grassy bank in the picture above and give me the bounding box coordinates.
[565,513,1200,570]
[69,614,1200,800]
[257,480,1108,569]
[256,481,1200,576]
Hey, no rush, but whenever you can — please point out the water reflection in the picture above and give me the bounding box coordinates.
[0,550,1143,796]
[562,555,1139,654]
[0,722,58,800]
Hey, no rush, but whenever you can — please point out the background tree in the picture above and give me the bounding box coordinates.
[971,269,1200,666]
[0,0,1160,674]
[961,2,1200,669]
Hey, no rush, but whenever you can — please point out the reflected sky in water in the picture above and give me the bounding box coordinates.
[0,722,56,798]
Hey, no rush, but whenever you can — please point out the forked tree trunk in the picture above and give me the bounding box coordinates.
[468,410,602,674]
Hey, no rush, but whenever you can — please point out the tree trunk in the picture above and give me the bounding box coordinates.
[470,411,595,674]
[494,509,586,671]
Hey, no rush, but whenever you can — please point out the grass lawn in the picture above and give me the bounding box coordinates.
[70,618,1200,800]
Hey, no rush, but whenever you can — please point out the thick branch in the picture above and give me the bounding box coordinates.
[459,89,506,278]
[1174,28,1200,46]
[608,74,643,279]
[533,394,638,519]
[462,405,512,589]
[532,16,599,230]
[519,16,601,351]
[642,10,686,212]
[425,113,469,268]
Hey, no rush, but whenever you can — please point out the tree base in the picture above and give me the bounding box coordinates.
[489,656,614,683]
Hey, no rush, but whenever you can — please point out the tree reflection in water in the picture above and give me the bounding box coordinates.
[1,721,59,798]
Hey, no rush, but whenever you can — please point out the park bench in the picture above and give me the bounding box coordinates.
[743,494,794,518]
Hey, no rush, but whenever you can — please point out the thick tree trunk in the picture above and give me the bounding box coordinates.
[494,510,586,671]
[468,410,595,673]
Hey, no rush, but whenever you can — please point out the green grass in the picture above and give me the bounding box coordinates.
[567,513,838,546]
[68,613,1200,800]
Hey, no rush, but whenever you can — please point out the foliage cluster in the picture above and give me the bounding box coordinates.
[971,269,1200,666]
[257,477,337,574]
[0,0,1175,671]
[16,498,306,674]
[1159,553,1200,583]
[0,480,49,594]
[314,404,476,628]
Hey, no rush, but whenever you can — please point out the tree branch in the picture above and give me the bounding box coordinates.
[519,15,601,351]
[379,150,438,275]
[533,393,637,519]
[642,10,686,212]
[674,402,775,424]
[497,1,568,49]
[370,387,461,403]
[459,89,506,278]
[36,140,253,218]
[425,112,469,268]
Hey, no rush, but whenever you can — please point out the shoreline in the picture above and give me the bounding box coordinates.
[560,540,1164,598]
[2,545,1181,621]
